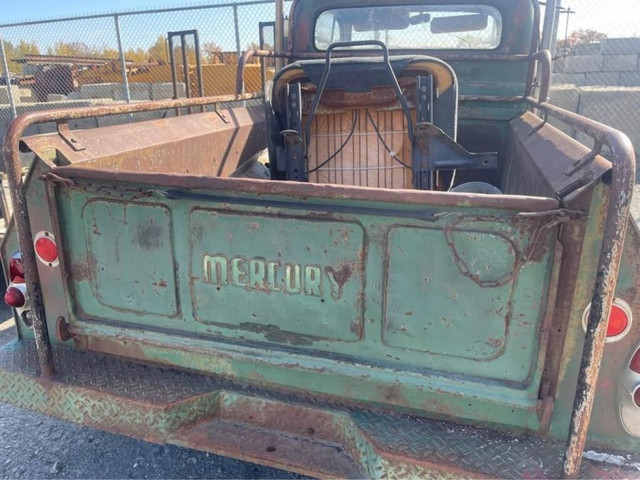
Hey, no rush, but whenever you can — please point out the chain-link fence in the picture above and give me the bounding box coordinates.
[544,0,640,160]
[0,1,292,127]
[0,0,638,155]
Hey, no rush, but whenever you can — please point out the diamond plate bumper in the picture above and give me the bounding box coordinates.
[0,339,638,479]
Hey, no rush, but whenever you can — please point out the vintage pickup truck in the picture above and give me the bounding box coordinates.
[0,0,638,477]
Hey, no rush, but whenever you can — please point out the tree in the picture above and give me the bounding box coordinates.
[48,41,94,57]
[1,40,41,74]
[147,35,168,64]
[124,47,148,64]
[557,29,607,51]
[202,42,222,64]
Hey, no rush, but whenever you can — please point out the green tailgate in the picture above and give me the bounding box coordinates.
[54,177,560,428]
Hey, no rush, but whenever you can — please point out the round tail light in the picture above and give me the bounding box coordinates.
[34,232,58,266]
[582,298,633,343]
[4,286,25,308]
[9,252,24,283]
[607,303,630,338]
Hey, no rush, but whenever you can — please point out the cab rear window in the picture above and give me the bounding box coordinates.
[315,4,502,50]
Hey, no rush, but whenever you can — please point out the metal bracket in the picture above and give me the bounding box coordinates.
[412,122,497,190]
[280,83,306,181]
[281,130,306,181]
[57,122,86,151]
[528,111,549,136]
[564,140,603,176]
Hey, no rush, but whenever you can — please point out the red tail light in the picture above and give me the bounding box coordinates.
[582,298,633,342]
[34,233,58,265]
[9,253,24,283]
[607,304,630,338]
[630,348,640,374]
[4,286,25,308]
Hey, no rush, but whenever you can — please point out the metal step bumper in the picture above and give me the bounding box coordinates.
[0,339,638,479]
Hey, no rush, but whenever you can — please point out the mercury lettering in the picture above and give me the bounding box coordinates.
[203,254,346,300]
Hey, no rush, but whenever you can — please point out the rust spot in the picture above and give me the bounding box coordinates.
[137,222,163,250]
[69,254,97,282]
[350,320,363,337]
[382,383,410,407]
[237,322,316,346]
[324,264,352,299]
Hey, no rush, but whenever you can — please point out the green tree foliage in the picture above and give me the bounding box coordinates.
[202,42,222,63]
[1,39,41,73]
[147,35,168,64]
[557,29,608,51]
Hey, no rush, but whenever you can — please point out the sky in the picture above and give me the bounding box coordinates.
[0,1,278,53]
[1,1,221,22]
[555,0,639,39]
[0,0,637,55]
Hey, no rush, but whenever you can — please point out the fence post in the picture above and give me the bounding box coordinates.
[233,5,241,63]
[0,31,17,119]
[114,14,132,106]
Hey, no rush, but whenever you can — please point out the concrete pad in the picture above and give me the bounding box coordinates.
[620,72,640,86]
[584,72,621,86]
[577,86,640,155]
[553,57,566,73]
[573,43,602,56]
[603,54,639,72]
[0,86,21,104]
[80,83,118,99]
[552,73,586,86]
[47,94,67,102]
[548,84,580,136]
[601,38,640,55]
[151,82,187,100]
[114,83,151,101]
[564,55,604,73]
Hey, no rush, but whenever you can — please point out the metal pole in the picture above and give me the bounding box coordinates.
[193,31,204,98]
[275,0,285,70]
[233,5,242,64]
[564,8,573,52]
[114,15,131,106]
[0,32,17,119]
[541,0,559,52]
[258,22,267,92]
[550,0,562,57]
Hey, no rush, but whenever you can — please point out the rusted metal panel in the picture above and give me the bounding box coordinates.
[505,112,611,199]
[22,107,266,178]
